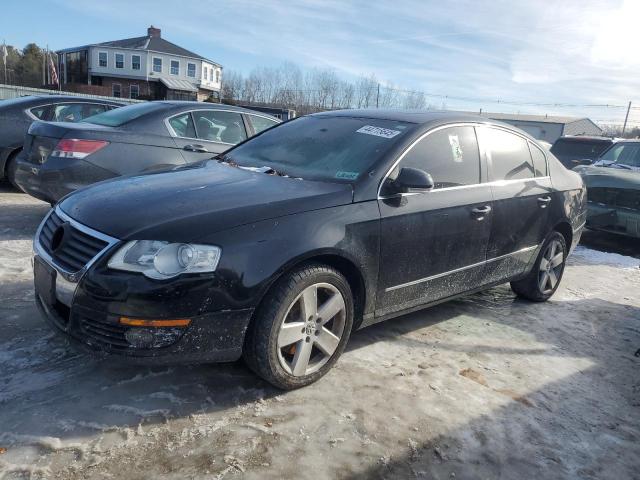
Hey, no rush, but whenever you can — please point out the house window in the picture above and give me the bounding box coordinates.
[215,69,220,83]
[98,52,107,67]
[170,60,179,75]
[130,84,139,99]
[153,57,162,73]
[115,53,124,69]
[203,67,208,81]
[132,55,141,70]
[112,83,121,98]
[187,63,196,77]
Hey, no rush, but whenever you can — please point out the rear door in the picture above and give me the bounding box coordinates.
[376,125,493,317]
[169,109,248,162]
[478,126,552,283]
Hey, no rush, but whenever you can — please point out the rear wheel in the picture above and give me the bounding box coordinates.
[4,149,21,190]
[243,264,353,390]
[511,231,567,302]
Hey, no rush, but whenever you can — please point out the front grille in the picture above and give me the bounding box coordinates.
[588,187,640,210]
[39,211,109,272]
[79,315,130,349]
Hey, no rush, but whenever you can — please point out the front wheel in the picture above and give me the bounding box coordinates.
[511,232,567,302]
[243,264,354,390]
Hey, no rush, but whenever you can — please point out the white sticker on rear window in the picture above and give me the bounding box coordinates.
[449,135,463,163]
[356,125,401,139]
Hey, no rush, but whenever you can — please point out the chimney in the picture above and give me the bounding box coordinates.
[148,25,161,38]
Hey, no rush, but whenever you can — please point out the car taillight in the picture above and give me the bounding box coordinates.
[52,139,109,159]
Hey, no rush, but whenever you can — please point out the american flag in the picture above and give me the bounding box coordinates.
[48,53,58,85]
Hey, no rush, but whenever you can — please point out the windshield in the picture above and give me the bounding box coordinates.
[596,143,640,169]
[225,116,415,182]
[82,102,165,127]
[550,139,611,160]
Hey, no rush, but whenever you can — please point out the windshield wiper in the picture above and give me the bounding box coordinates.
[237,165,289,177]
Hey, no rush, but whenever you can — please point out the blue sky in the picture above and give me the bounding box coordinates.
[3,0,639,127]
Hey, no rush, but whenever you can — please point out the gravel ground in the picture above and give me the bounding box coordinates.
[0,184,638,480]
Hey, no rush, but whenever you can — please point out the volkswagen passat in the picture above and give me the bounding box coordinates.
[33,111,586,389]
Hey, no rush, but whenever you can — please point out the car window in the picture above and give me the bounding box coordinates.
[483,127,534,181]
[528,142,547,176]
[390,125,481,189]
[599,143,640,167]
[550,139,611,160]
[192,110,247,144]
[226,116,415,182]
[52,103,88,122]
[249,115,279,134]
[168,113,196,138]
[82,102,166,126]
[29,106,48,119]
[86,104,109,117]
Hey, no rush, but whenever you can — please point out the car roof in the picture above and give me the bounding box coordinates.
[309,109,542,143]
[555,135,616,142]
[152,101,280,120]
[10,95,123,104]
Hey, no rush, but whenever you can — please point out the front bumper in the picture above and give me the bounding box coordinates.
[35,286,253,364]
[586,202,640,238]
[13,154,116,204]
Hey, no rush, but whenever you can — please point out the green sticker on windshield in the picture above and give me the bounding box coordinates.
[335,171,359,180]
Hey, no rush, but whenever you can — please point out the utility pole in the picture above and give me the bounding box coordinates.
[376,83,380,108]
[621,101,632,137]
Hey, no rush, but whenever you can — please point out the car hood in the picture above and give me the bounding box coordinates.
[60,161,354,241]
[573,165,640,190]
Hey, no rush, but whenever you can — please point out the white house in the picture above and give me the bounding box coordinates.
[56,26,222,101]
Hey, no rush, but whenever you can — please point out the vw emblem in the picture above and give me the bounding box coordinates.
[51,223,71,253]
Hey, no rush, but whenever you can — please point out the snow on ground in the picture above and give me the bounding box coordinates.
[571,245,640,269]
[0,186,638,479]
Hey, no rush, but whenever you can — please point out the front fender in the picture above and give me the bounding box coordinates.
[197,201,381,317]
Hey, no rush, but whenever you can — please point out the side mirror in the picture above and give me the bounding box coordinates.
[571,158,593,166]
[392,167,434,194]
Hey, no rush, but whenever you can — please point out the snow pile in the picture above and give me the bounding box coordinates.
[571,246,639,269]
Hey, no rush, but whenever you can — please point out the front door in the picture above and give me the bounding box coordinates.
[376,125,493,318]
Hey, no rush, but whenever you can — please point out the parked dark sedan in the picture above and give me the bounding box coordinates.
[13,101,280,203]
[550,135,617,169]
[574,140,640,238]
[32,110,586,389]
[0,95,123,186]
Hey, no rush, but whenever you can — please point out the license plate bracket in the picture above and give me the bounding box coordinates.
[34,256,56,306]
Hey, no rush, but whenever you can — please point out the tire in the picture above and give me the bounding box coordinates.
[511,231,567,302]
[4,149,21,190]
[243,264,354,390]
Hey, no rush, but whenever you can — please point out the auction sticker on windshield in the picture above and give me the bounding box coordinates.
[356,125,402,138]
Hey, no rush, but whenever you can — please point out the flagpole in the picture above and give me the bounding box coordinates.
[3,40,7,85]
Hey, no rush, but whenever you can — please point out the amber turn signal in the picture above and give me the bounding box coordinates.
[119,317,191,327]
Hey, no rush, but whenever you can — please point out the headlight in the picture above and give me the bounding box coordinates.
[108,240,221,279]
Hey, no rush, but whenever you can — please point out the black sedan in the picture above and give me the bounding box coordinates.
[0,95,123,186]
[32,110,586,389]
[13,101,280,204]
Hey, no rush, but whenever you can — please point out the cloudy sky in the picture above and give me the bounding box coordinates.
[4,0,640,127]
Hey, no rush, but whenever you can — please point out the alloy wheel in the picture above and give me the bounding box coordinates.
[538,239,564,294]
[276,283,346,376]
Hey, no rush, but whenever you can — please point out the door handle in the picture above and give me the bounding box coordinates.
[471,206,492,214]
[471,205,492,220]
[183,144,208,153]
[537,196,552,208]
